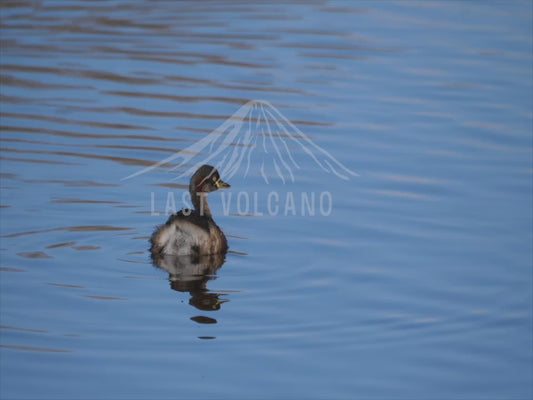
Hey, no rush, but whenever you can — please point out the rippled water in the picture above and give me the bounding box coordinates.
[1,1,532,399]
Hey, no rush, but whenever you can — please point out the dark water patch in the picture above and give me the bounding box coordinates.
[1,137,66,147]
[0,344,72,353]
[2,147,173,167]
[122,276,158,280]
[278,42,399,53]
[104,90,250,105]
[81,70,160,85]
[0,124,182,142]
[90,144,191,154]
[23,180,118,187]
[50,198,122,205]
[150,182,189,189]
[82,295,127,301]
[17,251,52,259]
[298,52,368,61]
[46,283,84,289]
[276,28,367,39]
[90,46,270,69]
[0,74,92,90]
[226,234,249,240]
[161,74,213,85]
[0,64,157,85]
[0,94,90,105]
[89,16,172,30]
[208,81,308,95]
[0,267,25,272]
[3,225,133,239]
[46,242,77,249]
[227,250,249,256]
[116,258,150,265]
[320,5,366,14]
[72,246,100,251]
[2,111,153,131]
[228,213,261,218]
[0,155,82,165]
[0,325,47,334]
[191,316,217,324]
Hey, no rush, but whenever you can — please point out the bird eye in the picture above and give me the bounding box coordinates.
[212,176,217,182]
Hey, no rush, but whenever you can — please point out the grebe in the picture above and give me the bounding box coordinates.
[150,165,230,257]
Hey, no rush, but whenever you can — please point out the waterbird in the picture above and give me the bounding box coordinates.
[150,165,230,257]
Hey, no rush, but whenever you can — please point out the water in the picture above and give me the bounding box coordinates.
[1,1,532,399]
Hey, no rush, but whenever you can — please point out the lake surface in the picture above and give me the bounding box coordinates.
[1,1,532,399]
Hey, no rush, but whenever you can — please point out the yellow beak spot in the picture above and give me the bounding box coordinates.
[215,179,230,189]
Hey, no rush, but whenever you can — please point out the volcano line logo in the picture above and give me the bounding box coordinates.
[122,100,357,184]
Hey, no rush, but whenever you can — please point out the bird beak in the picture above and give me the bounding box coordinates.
[216,179,230,189]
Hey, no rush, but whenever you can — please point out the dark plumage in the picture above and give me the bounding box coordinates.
[150,165,230,257]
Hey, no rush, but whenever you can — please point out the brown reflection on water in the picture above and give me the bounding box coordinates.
[51,198,121,205]
[104,90,250,105]
[151,183,189,190]
[1,325,47,333]
[23,179,118,187]
[0,121,182,142]
[0,267,26,272]
[152,252,228,324]
[116,258,150,265]
[0,323,82,350]
[2,225,133,239]
[0,344,72,353]
[83,295,127,301]
[17,251,53,259]
[1,111,152,131]
[191,316,217,324]
[72,246,100,251]
[0,155,81,166]
[1,146,176,168]
[47,283,84,289]
[1,74,89,90]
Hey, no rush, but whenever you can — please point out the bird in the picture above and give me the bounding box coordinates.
[150,165,231,257]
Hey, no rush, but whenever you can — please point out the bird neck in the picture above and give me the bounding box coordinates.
[191,190,212,217]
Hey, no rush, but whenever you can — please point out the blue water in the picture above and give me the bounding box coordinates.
[1,1,532,399]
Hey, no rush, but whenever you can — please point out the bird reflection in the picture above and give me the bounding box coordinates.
[151,251,227,323]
